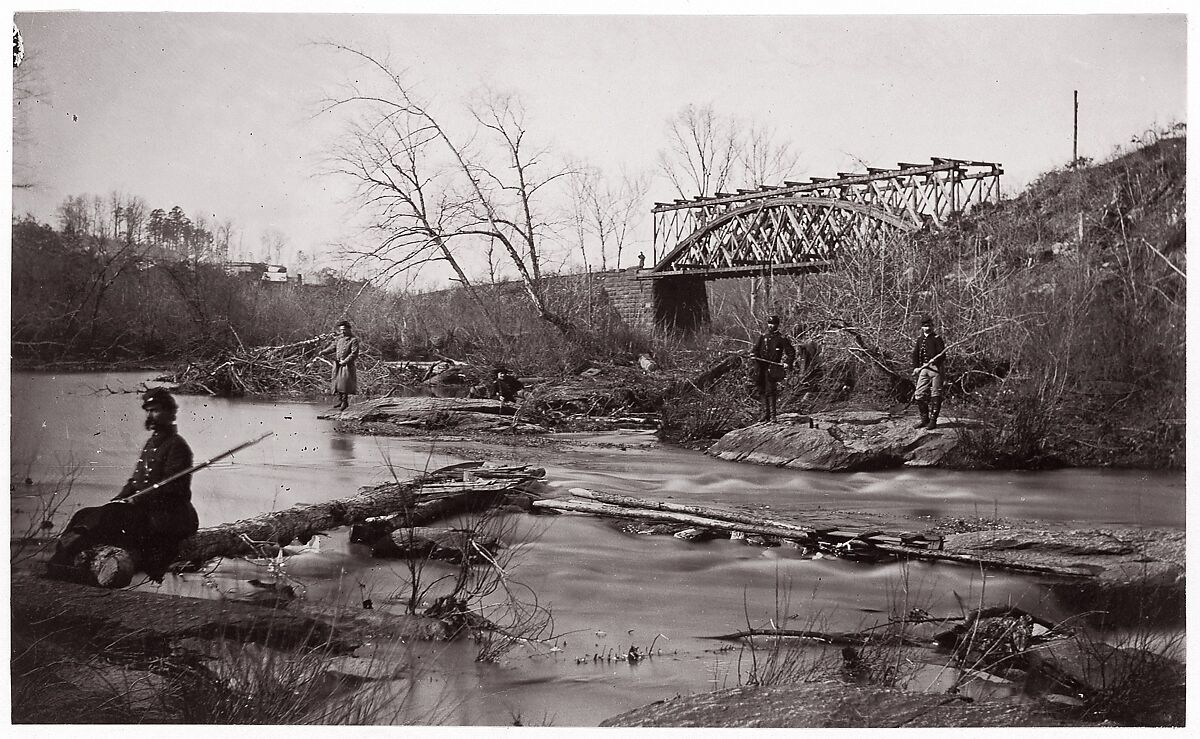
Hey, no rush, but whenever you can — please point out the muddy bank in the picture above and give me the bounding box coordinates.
[10,572,433,654]
[602,682,1095,728]
[9,570,454,724]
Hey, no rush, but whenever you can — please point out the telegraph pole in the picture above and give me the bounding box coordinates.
[1073,90,1079,164]
[1074,90,1083,243]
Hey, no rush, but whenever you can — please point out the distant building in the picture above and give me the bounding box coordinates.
[226,261,269,279]
[262,264,289,283]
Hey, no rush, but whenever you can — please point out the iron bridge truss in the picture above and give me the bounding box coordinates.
[648,158,1002,279]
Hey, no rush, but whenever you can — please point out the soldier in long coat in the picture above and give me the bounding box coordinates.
[319,320,360,411]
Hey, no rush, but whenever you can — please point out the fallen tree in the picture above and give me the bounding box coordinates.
[59,462,546,587]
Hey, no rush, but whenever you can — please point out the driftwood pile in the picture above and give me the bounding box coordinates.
[166,334,394,397]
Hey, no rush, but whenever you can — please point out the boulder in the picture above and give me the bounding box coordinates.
[707,410,975,471]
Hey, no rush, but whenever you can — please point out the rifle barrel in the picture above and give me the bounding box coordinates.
[125,431,274,501]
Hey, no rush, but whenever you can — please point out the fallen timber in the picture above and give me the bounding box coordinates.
[364,525,504,562]
[535,489,1099,579]
[535,498,818,542]
[704,606,1059,647]
[63,462,545,587]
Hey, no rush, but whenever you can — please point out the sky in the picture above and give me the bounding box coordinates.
[7,6,1189,286]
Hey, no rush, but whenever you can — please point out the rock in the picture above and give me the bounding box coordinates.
[941,528,1185,620]
[707,410,976,471]
[601,682,1090,728]
[941,528,1184,589]
[320,395,514,422]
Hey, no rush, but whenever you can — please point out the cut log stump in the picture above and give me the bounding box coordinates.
[47,545,140,588]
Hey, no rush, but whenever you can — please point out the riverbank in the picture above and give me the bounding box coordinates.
[13,352,1182,472]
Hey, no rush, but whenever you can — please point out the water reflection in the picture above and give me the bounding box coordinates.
[329,434,356,465]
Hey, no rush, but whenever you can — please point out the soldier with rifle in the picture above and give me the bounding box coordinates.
[911,315,947,429]
[752,315,797,422]
[49,388,199,580]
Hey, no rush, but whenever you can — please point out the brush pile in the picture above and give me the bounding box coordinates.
[165,334,395,397]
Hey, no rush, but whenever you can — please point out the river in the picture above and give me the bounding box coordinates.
[8,371,1186,725]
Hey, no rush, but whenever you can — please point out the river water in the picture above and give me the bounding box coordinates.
[8,372,1186,725]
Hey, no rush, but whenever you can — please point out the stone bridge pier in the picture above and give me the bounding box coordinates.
[590,268,709,333]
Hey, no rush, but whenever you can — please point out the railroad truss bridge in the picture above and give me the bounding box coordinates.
[639,158,1002,329]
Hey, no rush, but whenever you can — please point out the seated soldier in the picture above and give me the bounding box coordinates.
[492,368,524,403]
[49,388,199,581]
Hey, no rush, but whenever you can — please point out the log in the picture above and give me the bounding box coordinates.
[372,526,503,562]
[569,488,815,537]
[666,354,743,394]
[864,541,1096,579]
[550,488,1100,580]
[79,545,138,588]
[173,462,543,565]
[333,396,516,423]
[703,627,925,648]
[533,499,814,542]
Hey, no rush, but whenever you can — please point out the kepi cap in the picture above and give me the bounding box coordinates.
[141,387,178,411]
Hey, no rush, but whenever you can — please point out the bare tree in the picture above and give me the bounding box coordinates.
[657,103,740,198]
[740,121,800,188]
[89,195,107,240]
[658,103,801,197]
[53,194,156,344]
[109,191,123,244]
[260,228,287,265]
[566,166,598,273]
[322,44,580,336]
[569,166,649,271]
[122,195,148,247]
[214,218,236,262]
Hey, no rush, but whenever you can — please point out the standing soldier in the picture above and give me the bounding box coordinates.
[911,315,947,429]
[752,315,797,422]
[318,320,360,411]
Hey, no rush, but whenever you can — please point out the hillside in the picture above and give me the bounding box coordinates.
[668,132,1186,469]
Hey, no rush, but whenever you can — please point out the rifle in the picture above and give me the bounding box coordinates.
[727,338,792,368]
[912,347,949,375]
[117,431,275,504]
[893,322,1010,411]
[909,321,1012,376]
